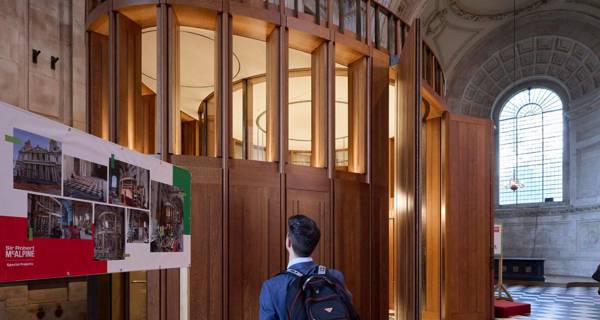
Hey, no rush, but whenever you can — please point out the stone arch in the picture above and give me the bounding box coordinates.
[446,9,600,118]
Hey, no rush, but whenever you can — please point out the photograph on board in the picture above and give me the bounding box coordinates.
[108,159,150,209]
[64,155,108,202]
[150,181,184,252]
[94,204,125,260]
[13,128,62,195]
[127,209,149,243]
[27,194,93,240]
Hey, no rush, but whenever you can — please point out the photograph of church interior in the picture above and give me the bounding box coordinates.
[64,155,109,202]
[1,0,600,319]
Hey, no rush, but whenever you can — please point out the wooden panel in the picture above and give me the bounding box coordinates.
[311,42,327,168]
[181,119,199,156]
[172,4,218,30]
[167,6,181,155]
[115,13,142,149]
[348,57,367,174]
[88,31,110,139]
[444,113,493,320]
[139,89,156,153]
[170,156,223,320]
[371,41,390,320]
[265,27,280,163]
[286,168,332,266]
[288,27,324,53]
[423,117,441,320]
[166,268,180,320]
[394,19,421,320]
[228,161,282,320]
[232,15,276,41]
[115,3,158,28]
[333,177,370,316]
[388,216,396,307]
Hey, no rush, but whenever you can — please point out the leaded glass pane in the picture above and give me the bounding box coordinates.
[498,88,563,205]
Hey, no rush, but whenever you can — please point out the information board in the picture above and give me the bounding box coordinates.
[0,102,191,282]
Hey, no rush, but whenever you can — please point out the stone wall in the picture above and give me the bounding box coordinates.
[0,281,87,320]
[0,1,88,318]
[0,0,87,130]
[496,95,600,278]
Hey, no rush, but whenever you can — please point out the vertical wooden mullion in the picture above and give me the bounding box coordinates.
[327,0,333,30]
[366,0,372,46]
[338,0,344,32]
[156,5,169,320]
[279,25,288,270]
[348,57,367,174]
[166,11,182,299]
[311,43,327,168]
[216,9,232,320]
[266,28,280,163]
[355,0,361,40]
[374,5,379,49]
[327,42,335,177]
[395,18,401,56]
[242,79,249,159]
[315,0,321,24]
[108,10,117,143]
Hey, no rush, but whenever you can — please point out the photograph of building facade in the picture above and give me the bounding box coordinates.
[109,160,149,209]
[13,128,62,195]
[64,155,108,202]
[94,204,125,260]
[127,209,149,243]
[150,181,183,252]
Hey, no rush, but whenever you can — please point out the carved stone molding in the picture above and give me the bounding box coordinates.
[455,35,600,117]
[425,8,447,36]
[448,0,549,22]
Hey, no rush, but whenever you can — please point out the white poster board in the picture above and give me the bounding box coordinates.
[494,224,502,256]
[0,101,191,282]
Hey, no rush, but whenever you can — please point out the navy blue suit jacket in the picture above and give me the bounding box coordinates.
[258,261,349,320]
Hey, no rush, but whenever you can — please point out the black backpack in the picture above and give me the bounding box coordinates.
[283,265,359,320]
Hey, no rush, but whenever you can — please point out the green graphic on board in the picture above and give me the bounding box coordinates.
[173,165,191,235]
[4,134,22,145]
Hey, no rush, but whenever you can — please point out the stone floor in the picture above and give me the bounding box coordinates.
[496,285,600,320]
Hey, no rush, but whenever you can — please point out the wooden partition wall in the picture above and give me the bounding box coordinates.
[419,84,494,320]
[443,114,493,320]
[87,1,399,319]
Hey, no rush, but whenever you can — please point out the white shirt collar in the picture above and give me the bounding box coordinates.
[287,257,313,269]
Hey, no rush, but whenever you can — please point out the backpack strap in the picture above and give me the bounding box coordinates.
[285,268,304,278]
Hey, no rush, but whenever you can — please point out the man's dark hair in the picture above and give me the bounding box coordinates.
[288,215,320,257]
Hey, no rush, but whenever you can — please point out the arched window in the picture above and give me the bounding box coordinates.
[498,87,563,205]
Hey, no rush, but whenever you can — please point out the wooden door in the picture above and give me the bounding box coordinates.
[170,156,223,320]
[443,113,493,320]
[333,174,370,316]
[228,160,282,320]
[286,166,332,267]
